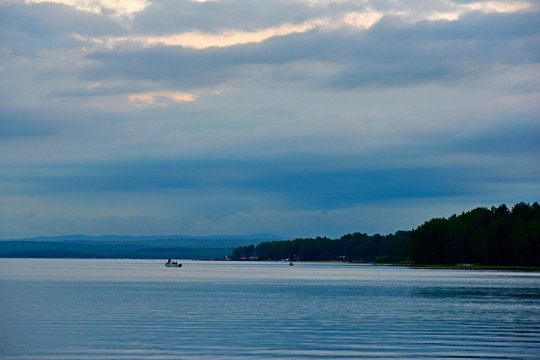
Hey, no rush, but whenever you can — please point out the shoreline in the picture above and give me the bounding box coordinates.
[382,263,540,271]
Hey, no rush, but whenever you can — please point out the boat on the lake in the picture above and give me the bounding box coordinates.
[165,259,182,268]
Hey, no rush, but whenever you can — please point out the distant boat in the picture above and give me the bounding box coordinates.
[165,259,182,268]
[289,262,294,266]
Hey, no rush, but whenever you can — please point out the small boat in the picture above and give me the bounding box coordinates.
[165,259,182,268]
[289,262,294,266]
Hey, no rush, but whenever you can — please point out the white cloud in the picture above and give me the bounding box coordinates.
[463,1,534,14]
[426,1,533,21]
[128,90,197,107]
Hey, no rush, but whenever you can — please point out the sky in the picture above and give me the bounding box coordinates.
[1,0,539,239]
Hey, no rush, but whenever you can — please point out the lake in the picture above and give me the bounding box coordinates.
[0,259,539,359]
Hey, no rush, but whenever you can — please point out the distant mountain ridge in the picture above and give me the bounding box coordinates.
[0,233,289,259]
[0,233,288,243]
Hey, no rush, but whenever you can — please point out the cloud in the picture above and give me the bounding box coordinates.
[0,2,125,46]
[78,8,540,93]
[84,10,382,50]
[3,153,536,238]
[327,11,540,88]
[128,90,197,107]
[131,0,340,34]
[0,108,61,139]
[25,0,149,18]
[0,0,539,238]
[70,0,537,52]
[5,142,537,208]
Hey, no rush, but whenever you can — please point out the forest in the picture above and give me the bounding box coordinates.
[410,202,540,266]
[231,202,540,266]
[231,231,410,263]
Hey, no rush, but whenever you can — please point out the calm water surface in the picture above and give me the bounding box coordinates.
[1,259,539,359]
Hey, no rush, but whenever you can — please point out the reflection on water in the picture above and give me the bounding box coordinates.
[1,259,539,359]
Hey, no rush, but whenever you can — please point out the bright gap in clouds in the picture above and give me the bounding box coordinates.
[128,91,197,107]
[427,1,533,21]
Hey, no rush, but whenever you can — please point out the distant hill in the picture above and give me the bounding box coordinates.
[0,234,288,259]
[0,234,287,245]
[0,234,287,241]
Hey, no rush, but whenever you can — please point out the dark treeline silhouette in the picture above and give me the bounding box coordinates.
[231,202,540,266]
[231,231,410,263]
[410,202,540,266]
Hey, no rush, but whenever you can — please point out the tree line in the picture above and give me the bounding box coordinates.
[231,231,410,263]
[410,202,540,266]
[230,202,540,266]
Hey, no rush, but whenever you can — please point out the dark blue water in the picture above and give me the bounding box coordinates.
[1,259,539,359]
